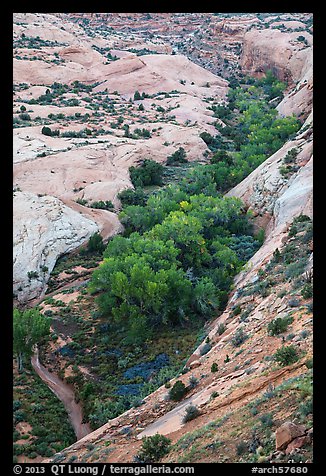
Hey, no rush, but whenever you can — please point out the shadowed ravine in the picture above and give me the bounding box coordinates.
[31,347,91,441]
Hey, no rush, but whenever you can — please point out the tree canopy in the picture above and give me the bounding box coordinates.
[13,308,51,372]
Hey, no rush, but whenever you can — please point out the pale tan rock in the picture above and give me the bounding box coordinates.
[13,191,98,302]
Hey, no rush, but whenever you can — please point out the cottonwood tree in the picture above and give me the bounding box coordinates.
[13,308,51,372]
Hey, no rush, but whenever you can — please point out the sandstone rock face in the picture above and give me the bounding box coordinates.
[275,422,306,450]
[241,29,313,121]
[241,29,312,84]
[13,191,99,302]
[92,54,228,99]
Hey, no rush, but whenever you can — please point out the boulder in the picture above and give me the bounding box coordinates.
[285,435,310,455]
[189,360,201,369]
[275,421,306,450]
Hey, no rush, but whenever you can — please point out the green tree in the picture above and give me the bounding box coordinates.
[13,308,51,372]
[168,380,187,401]
[90,235,193,331]
[129,159,163,187]
[87,232,105,253]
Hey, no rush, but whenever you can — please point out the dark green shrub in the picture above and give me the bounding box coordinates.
[274,345,299,366]
[301,283,313,299]
[117,188,146,206]
[298,398,313,417]
[27,271,39,280]
[14,410,26,423]
[41,126,59,137]
[231,305,241,316]
[267,315,293,336]
[136,434,171,463]
[259,413,274,428]
[19,113,31,121]
[87,233,105,253]
[236,441,247,456]
[168,380,187,401]
[89,200,114,211]
[134,128,151,138]
[76,198,88,206]
[129,159,164,187]
[166,147,188,166]
[211,362,218,373]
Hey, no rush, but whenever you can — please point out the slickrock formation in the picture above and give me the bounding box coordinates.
[241,29,313,120]
[13,191,98,302]
[14,13,313,463]
[13,13,229,302]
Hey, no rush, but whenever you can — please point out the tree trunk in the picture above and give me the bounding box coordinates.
[18,353,24,373]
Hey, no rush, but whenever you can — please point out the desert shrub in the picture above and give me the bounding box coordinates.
[41,126,59,137]
[211,362,218,373]
[134,128,151,138]
[236,441,248,456]
[87,233,105,253]
[259,413,274,428]
[188,375,198,389]
[117,188,146,206]
[298,398,313,417]
[168,380,187,401]
[19,113,31,121]
[274,345,299,366]
[166,147,188,166]
[217,323,226,335]
[305,358,313,369]
[301,283,313,299]
[231,305,241,316]
[13,400,22,411]
[283,148,299,164]
[288,297,300,307]
[182,405,200,423]
[76,198,88,206]
[89,200,114,211]
[14,409,26,423]
[129,159,164,187]
[297,35,309,46]
[27,271,39,280]
[267,315,293,336]
[136,434,171,463]
[285,259,307,280]
[231,327,248,347]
